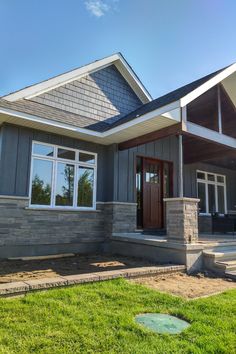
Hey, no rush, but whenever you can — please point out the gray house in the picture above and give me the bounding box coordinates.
[1,53,236,274]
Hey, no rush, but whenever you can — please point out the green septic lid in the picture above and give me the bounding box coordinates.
[135,313,190,334]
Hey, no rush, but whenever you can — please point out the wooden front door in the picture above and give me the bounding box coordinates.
[143,158,163,229]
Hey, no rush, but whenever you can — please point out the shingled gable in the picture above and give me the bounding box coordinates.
[3,53,152,104]
[0,58,236,144]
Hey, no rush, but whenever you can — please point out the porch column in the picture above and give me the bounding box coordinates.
[164,197,200,244]
[178,134,184,198]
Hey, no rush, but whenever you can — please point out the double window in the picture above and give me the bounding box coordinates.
[197,170,227,215]
[30,142,97,209]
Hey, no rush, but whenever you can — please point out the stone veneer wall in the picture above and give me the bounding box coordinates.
[0,196,137,259]
[164,198,199,244]
[103,202,137,235]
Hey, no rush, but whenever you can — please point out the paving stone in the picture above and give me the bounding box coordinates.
[64,273,100,285]
[0,281,29,296]
[25,277,68,290]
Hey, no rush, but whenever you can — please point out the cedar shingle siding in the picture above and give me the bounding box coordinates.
[31,65,142,124]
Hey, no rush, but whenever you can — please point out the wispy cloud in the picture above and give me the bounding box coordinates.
[85,0,118,18]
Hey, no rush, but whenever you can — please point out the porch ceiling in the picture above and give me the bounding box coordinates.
[183,135,236,170]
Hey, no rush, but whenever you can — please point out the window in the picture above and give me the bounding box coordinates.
[30,142,97,209]
[197,171,227,214]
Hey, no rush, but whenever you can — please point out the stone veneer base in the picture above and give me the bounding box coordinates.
[0,196,137,259]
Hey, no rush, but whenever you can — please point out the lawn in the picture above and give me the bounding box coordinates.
[0,279,235,354]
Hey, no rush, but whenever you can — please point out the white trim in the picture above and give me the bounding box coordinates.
[196,170,227,214]
[0,107,102,138]
[180,63,236,107]
[185,121,236,149]
[102,101,180,137]
[29,141,97,210]
[0,101,180,142]
[25,207,101,213]
[3,53,152,103]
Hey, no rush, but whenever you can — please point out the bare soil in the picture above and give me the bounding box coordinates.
[0,254,154,283]
[1,255,235,299]
[130,272,236,299]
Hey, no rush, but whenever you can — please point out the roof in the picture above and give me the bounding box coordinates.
[3,53,152,103]
[107,66,229,129]
[0,59,236,137]
[0,98,110,132]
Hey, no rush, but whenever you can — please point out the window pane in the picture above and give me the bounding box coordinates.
[197,182,206,213]
[57,148,75,160]
[197,172,205,180]
[31,159,52,205]
[136,157,143,228]
[163,163,172,198]
[33,143,54,157]
[207,174,215,181]
[79,152,95,164]
[77,167,94,207]
[208,184,216,213]
[55,163,74,206]
[217,185,225,214]
[217,175,224,183]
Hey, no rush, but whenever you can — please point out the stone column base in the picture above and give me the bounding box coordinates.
[164,197,200,244]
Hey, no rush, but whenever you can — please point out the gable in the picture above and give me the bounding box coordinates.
[29,65,143,124]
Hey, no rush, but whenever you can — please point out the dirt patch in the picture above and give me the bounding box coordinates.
[130,272,236,299]
[0,254,155,283]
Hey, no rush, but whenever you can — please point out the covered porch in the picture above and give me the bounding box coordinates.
[113,76,236,275]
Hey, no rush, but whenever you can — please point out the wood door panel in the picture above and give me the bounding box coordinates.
[143,158,163,229]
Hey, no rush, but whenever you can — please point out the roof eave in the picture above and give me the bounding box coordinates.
[0,100,180,144]
[180,63,236,107]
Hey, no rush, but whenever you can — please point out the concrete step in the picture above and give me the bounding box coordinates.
[203,248,236,262]
[203,247,236,276]
[225,271,236,281]
[215,260,236,271]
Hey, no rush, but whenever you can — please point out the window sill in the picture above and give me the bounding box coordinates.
[25,207,101,213]
[199,213,226,217]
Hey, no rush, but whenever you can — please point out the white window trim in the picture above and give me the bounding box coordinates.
[196,170,227,216]
[29,141,97,210]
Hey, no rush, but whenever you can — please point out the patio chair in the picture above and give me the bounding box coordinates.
[211,213,236,235]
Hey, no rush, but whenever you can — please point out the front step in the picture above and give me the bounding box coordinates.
[203,247,236,280]
[225,271,236,281]
[203,248,236,262]
[215,260,236,271]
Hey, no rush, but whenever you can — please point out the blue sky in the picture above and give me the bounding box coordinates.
[1,0,236,98]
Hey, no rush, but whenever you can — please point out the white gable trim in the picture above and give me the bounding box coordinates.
[180,63,236,107]
[3,53,152,103]
[0,100,180,141]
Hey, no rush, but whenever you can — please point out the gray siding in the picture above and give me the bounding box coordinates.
[0,124,110,202]
[31,65,142,124]
[184,162,236,210]
[113,136,180,203]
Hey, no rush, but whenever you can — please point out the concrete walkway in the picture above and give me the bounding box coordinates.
[0,264,185,297]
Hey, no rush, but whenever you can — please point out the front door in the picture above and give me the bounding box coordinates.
[143,158,163,229]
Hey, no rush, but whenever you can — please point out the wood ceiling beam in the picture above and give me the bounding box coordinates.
[118,122,182,150]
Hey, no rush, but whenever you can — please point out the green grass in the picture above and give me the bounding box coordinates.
[0,279,235,354]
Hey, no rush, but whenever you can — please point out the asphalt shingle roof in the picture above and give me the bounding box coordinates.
[0,98,110,132]
[0,65,229,133]
[106,66,227,130]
